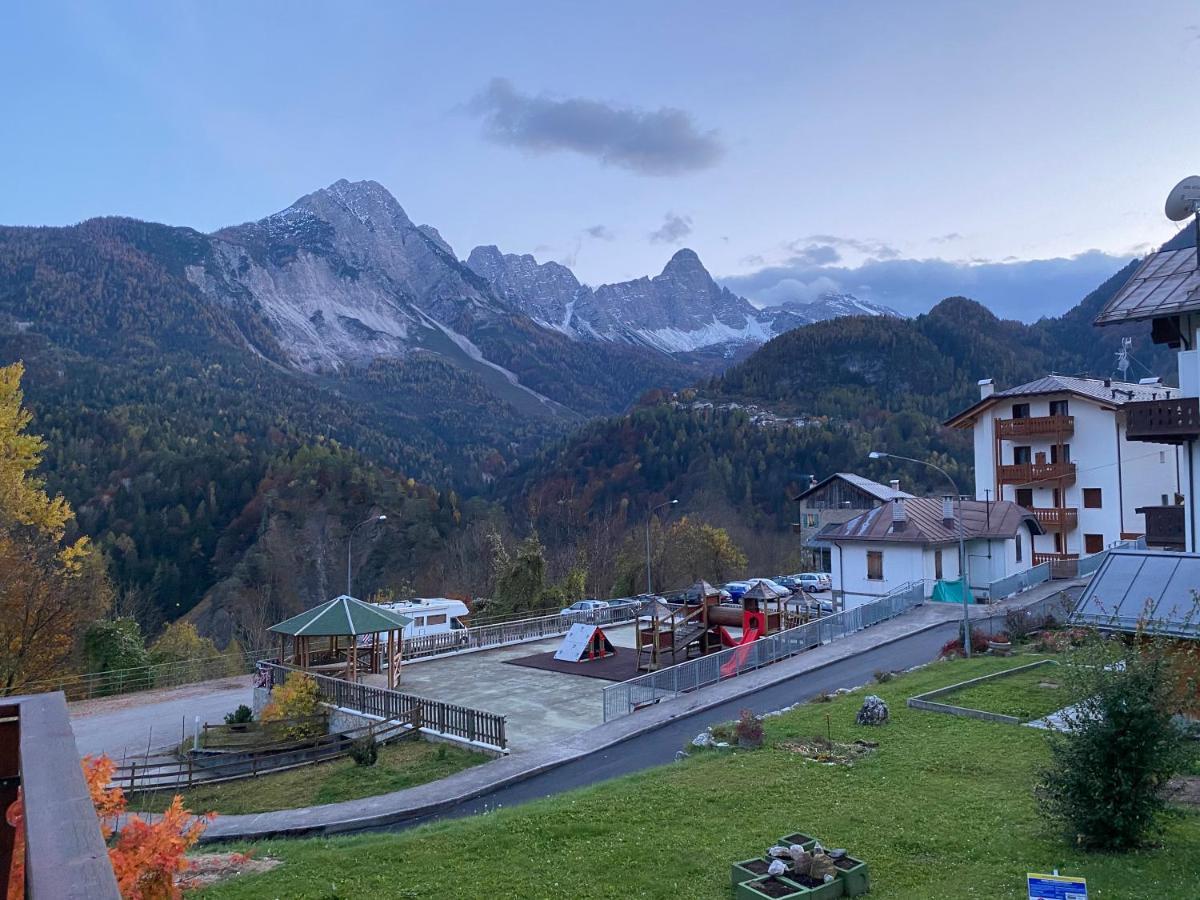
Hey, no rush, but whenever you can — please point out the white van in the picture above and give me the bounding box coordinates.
[378,597,470,638]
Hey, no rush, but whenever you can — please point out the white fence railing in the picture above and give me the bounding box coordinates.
[402,602,645,660]
[600,581,925,721]
[981,536,1147,602]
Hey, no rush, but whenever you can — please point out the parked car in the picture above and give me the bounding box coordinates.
[560,599,607,616]
[796,572,831,591]
[605,597,641,610]
[723,581,752,600]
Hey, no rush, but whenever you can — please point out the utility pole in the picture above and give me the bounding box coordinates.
[347,514,387,597]
[645,499,679,594]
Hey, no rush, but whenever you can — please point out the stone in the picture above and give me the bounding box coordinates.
[691,731,713,748]
[856,694,889,726]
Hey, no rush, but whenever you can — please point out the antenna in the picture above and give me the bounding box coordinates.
[1115,336,1132,381]
[1165,175,1200,267]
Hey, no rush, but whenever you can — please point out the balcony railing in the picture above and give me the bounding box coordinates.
[1032,551,1080,579]
[997,462,1076,486]
[1031,506,1078,530]
[1124,397,1200,444]
[995,414,1074,438]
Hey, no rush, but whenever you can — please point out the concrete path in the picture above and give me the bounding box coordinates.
[69,676,253,761]
[199,582,1082,842]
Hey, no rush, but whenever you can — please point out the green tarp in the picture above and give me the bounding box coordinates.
[930,578,973,604]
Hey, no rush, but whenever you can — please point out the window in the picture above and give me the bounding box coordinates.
[1049,399,1069,416]
[1015,488,1033,508]
[1015,533,1023,563]
[867,551,884,581]
[1083,488,1102,509]
[1011,403,1030,419]
[426,614,447,626]
[1013,446,1032,465]
[934,549,943,580]
[412,617,425,627]
[805,513,819,527]
[1054,532,1064,553]
[1050,443,1070,464]
[1084,534,1104,554]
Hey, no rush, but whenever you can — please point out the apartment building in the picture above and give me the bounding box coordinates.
[793,473,913,571]
[945,375,1182,567]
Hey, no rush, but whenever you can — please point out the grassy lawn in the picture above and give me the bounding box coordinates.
[138,740,488,816]
[197,655,1200,899]
[939,659,1071,721]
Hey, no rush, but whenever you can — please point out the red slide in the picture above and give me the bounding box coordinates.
[719,625,761,677]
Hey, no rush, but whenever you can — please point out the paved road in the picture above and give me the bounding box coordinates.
[69,677,253,760]
[376,614,1001,834]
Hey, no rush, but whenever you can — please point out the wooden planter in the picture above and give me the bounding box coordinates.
[987,640,1013,656]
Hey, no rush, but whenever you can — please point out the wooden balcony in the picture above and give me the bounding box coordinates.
[995,414,1074,438]
[1136,505,1186,550]
[1124,397,1200,445]
[1031,506,1078,530]
[997,462,1076,486]
[1033,551,1080,579]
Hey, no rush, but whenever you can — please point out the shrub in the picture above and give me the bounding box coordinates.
[1038,632,1192,850]
[349,734,378,767]
[260,672,325,740]
[224,704,253,726]
[874,670,894,683]
[733,709,764,747]
[939,628,991,658]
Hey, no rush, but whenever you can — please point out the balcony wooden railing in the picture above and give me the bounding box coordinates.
[997,462,1076,486]
[1136,505,1186,550]
[1124,397,1200,444]
[1033,551,1080,579]
[1031,507,1078,530]
[995,414,1074,438]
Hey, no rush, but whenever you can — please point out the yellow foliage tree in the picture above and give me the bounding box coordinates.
[260,672,325,739]
[0,363,111,692]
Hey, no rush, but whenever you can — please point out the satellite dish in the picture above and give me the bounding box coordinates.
[1165,175,1200,221]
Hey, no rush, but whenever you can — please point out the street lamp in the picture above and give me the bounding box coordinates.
[347,514,387,598]
[869,451,972,656]
[645,499,679,595]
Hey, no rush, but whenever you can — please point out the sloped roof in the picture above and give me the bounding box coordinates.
[1071,549,1200,638]
[946,375,1176,428]
[827,498,1043,546]
[1093,247,1200,326]
[269,595,413,637]
[743,579,788,600]
[793,472,914,503]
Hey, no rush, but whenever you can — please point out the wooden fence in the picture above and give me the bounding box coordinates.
[263,663,507,751]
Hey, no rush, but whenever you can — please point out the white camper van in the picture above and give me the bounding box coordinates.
[378,597,470,638]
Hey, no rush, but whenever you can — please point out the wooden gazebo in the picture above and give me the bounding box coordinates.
[269,595,412,688]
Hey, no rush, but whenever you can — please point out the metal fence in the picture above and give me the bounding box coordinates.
[262,662,507,751]
[983,562,1051,602]
[402,602,644,660]
[600,581,925,721]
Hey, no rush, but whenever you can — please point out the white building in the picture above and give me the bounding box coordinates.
[827,496,1042,608]
[945,375,1183,565]
[1093,240,1200,553]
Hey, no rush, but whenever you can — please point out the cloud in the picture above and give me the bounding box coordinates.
[648,212,693,244]
[466,78,724,176]
[585,224,614,240]
[796,234,901,260]
[722,250,1138,321]
[785,243,842,266]
[931,232,963,244]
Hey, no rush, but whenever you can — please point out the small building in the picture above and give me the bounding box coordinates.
[793,473,914,571]
[826,497,1043,608]
[945,375,1182,567]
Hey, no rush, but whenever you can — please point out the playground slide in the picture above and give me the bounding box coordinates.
[719,625,761,677]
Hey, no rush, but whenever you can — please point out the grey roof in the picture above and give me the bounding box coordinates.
[946,374,1175,427]
[269,595,413,637]
[1072,549,1200,638]
[805,522,841,548]
[793,472,914,503]
[1094,247,1200,326]
[827,498,1044,546]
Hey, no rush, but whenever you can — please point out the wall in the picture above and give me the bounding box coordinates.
[832,541,945,608]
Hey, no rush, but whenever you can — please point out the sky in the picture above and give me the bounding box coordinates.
[2,1,1199,320]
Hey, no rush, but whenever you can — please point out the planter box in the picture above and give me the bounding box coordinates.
[834,856,870,897]
[777,833,817,850]
[731,857,776,887]
[792,874,845,900]
[736,875,811,899]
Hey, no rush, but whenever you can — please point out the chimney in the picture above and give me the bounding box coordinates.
[891,497,907,526]
[978,378,994,399]
[889,479,901,493]
[942,495,956,522]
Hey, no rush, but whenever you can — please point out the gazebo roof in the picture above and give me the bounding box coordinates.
[269,595,413,637]
[743,579,787,600]
[688,580,720,597]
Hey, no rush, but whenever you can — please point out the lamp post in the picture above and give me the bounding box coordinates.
[347,514,387,598]
[869,451,972,656]
[645,499,678,595]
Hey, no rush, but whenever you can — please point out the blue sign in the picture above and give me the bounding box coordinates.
[1028,873,1088,900]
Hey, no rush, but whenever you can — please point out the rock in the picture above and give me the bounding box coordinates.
[691,732,713,748]
[767,860,788,877]
[856,694,889,726]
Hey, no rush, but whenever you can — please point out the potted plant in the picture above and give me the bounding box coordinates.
[735,709,765,749]
[987,632,1013,656]
[223,704,254,733]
